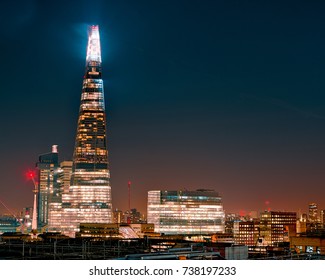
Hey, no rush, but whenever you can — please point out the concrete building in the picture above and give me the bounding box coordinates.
[233,221,259,246]
[290,236,325,254]
[321,210,325,228]
[260,211,296,246]
[113,209,125,224]
[308,203,318,223]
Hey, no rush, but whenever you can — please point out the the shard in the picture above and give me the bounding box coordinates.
[61,25,112,237]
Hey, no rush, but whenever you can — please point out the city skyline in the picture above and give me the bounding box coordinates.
[2,1,325,216]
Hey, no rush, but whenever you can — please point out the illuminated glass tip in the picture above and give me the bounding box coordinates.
[86,25,101,63]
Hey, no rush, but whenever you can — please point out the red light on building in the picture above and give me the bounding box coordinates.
[239,209,246,217]
[265,200,271,211]
[25,170,36,181]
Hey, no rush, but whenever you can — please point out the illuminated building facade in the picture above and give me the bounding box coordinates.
[36,145,59,227]
[58,161,73,194]
[308,203,318,223]
[113,209,125,224]
[147,189,225,234]
[47,161,72,232]
[125,208,145,224]
[321,210,325,228]
[61,25,112,237]
[0,216,20,234]
[296,218,307,234]
[233,221,259,246]
[259,211,296,246]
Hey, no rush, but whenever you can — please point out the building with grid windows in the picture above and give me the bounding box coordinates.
[233,221,259,246]
[47,160,72,232]
[308,203,318,223]
[147,189,225,235]
[259,211,297,246]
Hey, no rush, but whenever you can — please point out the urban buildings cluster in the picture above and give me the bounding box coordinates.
[0,25,226,239]
[1,25,325,258]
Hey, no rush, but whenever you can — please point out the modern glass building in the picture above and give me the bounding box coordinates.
[0,216,20,234]
[47,160,72,232]
[36,145,59,227]
[147,189,225,234]
[61,25,112,237]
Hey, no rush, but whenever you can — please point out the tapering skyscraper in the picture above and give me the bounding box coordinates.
[61,25,112,237]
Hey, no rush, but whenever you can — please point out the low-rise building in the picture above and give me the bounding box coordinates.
[147,189,225,235]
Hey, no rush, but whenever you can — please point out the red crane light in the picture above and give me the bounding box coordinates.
[25,170,36,181]
[239,209,246,217]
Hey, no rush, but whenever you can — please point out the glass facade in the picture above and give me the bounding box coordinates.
[36,146,59,227]
[0,216,20,234]
[60,25,112,237]
[147,189,225,234]
[47,161,72,232]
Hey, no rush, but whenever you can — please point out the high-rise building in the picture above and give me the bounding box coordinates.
[61,25,112,237]
[308,203,318,223]
[57,161,73,194]
[147,189,225,234]
[320,210,325,228]
[47,160,72,232]
[36,145,59,227]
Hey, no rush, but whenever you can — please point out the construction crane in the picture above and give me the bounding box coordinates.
[26,171,38,236]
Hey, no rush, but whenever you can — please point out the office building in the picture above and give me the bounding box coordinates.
[125,208,145,224]
[259,211,296,246]
[147,189,225,234]
[61,25,112,237]
[57,161,73,194]
[47,161,72,232]
[36,145,59,227]
[308,203,318,223]
[233,221,260,246]
[0,216,20,234]
[113,209,125,224]
[320,210,325,228]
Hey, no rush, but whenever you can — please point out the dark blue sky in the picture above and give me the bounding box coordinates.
[1,0,325,215]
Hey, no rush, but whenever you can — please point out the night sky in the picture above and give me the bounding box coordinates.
[1,0,325,216]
